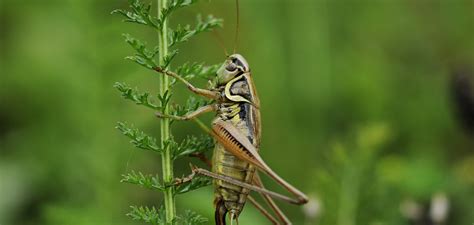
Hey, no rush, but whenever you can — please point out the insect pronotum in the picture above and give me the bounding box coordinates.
[154,1,309,224]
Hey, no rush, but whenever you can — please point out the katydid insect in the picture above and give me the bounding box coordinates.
[153,2,308,225]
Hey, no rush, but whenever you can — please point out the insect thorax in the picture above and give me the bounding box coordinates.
[216,75,255,142]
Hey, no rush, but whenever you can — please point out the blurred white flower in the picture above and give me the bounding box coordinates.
[303,194,322,220]
[430,192,449,224]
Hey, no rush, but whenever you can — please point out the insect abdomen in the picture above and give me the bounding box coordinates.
[213,136,256,216]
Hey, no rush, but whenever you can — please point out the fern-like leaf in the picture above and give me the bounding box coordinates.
[172,135,214,160]
[116,122,161,153]
[114,82,160,110]
[157,0,197,29]
[123,34,158,70]
[175,62,221,81]
[127,205,166,225]
[175,176,212,195]
[168,14,223,47]
[121,171,165,191]
[172,96,214,118]
[112,0,159,29]
[177,210,208,225]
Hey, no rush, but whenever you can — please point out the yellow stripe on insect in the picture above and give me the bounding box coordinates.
[224,75,251,103]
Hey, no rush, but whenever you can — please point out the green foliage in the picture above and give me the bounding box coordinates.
[127,206,167,224]
[158,0,197,29]
[113,0,222,223]
[313,123,393,225]
[176,62,221,80]
[171,135,214,160]
[177,211,208,225]
[112,0,159,29]
[175,176,212,195]
[169,15,223,48]
[116,122,161,153]
[127,206,208,225]
[172,96,213,117]
[157,90,172,110]
[123,34,159,70]
[162,49,179,68]
[115,82,160,110]
[113,0,222,69]
[121,171,165,191]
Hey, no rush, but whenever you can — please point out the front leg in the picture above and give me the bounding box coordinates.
[154,67,220,100]
[156,104,218,121]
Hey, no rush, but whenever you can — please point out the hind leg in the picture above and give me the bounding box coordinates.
[190,166,301,205]
[252,173,292,225]
[247,195,280,225]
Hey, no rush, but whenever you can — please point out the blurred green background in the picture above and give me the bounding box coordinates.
[1,0,474,225]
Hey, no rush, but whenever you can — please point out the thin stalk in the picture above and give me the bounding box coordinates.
[157,0,175,223]
[337,164,360,225]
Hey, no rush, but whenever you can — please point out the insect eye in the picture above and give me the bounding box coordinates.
[226,63,237,72]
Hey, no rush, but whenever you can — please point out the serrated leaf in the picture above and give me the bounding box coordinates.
[195,14,223,33]
[168,14,223,47]
[112,0,159,29]
[121,171,165,191]
[157,90,172,111]
[176,175,212,195]
[116,122,162,153]
[176,62,220,81]
[157,0,197,29]
[172,96,213,118]
[177,210,208,225]
[172,134,214,160]
[127,205,166,225]
[114,82,160,110]
[168,24,194,48]
[123,34,158,70]
[162,49,179,68]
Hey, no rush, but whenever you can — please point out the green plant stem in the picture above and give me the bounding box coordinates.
[157,0,175,223]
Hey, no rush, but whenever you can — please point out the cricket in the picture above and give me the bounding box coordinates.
[153,1,309,224]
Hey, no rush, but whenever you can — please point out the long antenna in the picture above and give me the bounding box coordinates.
[212,30,229,56]
[233,0,240,54]
[193,5,229,57]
